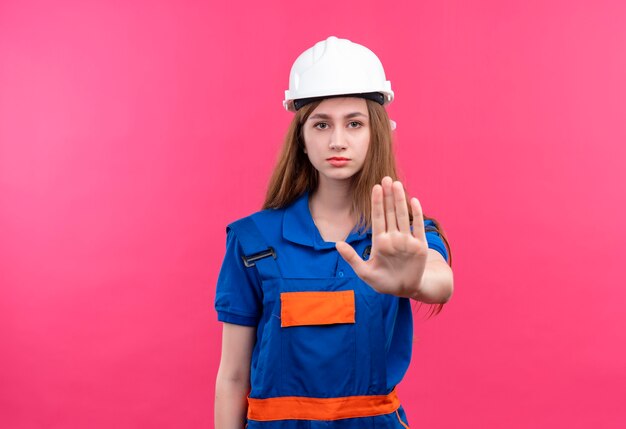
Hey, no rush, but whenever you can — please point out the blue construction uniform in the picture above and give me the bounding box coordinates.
[215,191,449,428]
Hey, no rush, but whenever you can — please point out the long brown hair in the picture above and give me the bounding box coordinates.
[263,98,451,311]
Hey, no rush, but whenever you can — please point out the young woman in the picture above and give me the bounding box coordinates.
[214,36,454,429]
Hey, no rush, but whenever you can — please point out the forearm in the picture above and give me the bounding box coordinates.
[214,372,249,429]
[410,258,454,304]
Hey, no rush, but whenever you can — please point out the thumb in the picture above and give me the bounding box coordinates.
[335,241,366,276]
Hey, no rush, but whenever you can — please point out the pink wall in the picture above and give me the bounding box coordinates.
[1,0,625,428]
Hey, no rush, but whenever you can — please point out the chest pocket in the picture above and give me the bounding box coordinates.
[281,290,355,327]
[278,279,357,396]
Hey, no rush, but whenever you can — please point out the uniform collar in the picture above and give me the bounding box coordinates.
[283,191,372,250]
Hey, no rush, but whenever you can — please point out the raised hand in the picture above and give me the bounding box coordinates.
[335,176,429,298]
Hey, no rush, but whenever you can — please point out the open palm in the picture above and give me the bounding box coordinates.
[336,176,429,297]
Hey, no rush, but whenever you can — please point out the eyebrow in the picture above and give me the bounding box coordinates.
[308,112,368,120]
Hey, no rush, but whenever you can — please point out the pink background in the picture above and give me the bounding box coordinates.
[1,0,625,428]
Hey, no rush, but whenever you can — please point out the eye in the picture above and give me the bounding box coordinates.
[348,121,363,128]
[314,122,329,130]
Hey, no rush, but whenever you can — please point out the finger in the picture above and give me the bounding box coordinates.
[410,197,426,241]
[382,176,397,232]
[335,241,366,277]
[393,181,410,233]
[371,184,385,237]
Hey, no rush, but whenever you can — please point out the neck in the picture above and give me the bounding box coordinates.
[309,177,354,220]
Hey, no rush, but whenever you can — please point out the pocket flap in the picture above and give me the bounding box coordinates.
[280,290,355,327]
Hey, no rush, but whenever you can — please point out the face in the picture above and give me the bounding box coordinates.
[302,97,370,185]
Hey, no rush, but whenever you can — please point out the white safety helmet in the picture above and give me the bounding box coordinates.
[283,36,394,112]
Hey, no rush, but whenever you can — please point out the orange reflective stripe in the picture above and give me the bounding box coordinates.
[247,389,401,421]
[280,290,355,327]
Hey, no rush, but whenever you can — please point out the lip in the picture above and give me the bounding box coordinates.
[327,157,350,167]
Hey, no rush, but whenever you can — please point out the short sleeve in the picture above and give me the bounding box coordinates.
[424,219,449,263]
[214,227,263,327]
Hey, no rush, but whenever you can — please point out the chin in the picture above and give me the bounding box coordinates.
[323,173,357,182]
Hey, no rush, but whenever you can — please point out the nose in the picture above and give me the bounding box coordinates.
[329,128,347,150]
